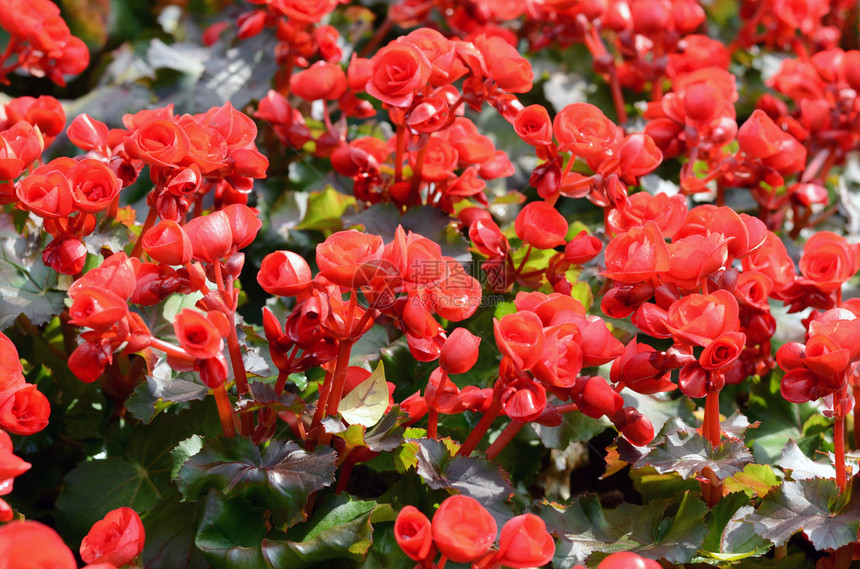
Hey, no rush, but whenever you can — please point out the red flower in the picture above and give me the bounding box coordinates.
[798,231,860,293]
[124,119,190,169]
[394,505,434,561]
[699,331,746,370]
[515,202,568,249]
[80,507,145,567]
[737,109,806,174]
[68,159,121,213]
[365,43,431,108]
[317,230,385,288]
[431,495,497,563]
[68,286,129,331]
[290,61,347,101]
[495,514,555,568]
[666,290,740,347]
[0,383,50,436]
[173,309,224,360]
[494,312,545,370]
[553,103,618,158]
[67,114,109,152]
[602,221,670,283]
[0,521,76,569]
[606,191,687,238]
[475,35,534,93]
[16,170,73,219]
[663,233,730,290]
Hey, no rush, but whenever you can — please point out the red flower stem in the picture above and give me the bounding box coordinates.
[322,339,354,419]
[335,456,354,494]
[316,339,355,448]
[213,383,237,438]
[703,388,721,448]
[226,324,253,436]
[457,396,502,456]
[486,420,524,460]
[836,403,847,492]
[213,261,226,292]
[437,555,448,569]
[395,125,406,183]
[148,337,194,363]
[130,207,158,258]
[409,137,430,205]
[427,408,439,439]
[554,402,580,414]
[274,345,300,395]
[854,385,860,450]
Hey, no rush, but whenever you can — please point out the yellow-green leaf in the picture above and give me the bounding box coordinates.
[340,362,388,427]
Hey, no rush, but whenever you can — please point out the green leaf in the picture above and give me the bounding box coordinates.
[56,457,162,544]
[632,419,754,479]
[261,494,382,568]
[724,464,780,498]
[747,478,860,550]
[412,438,513,525]
[701,492,771,562]
[195,491,270,569]
[0,214,66,328]
[171,436,204,481]
[780,439,836,480]
[296,186,356,231]
[340,361,388,427]
[177,437,337,529]
[141,489,209,569]
[126,359,209,423]
[631,467,699,501]
[540,491,708,566]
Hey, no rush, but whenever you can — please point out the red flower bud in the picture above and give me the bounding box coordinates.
[496,514,555,568]
[394,506,434,561]
[184,210,233,263]
[142,220,192,265]
[514,105,553,146]
[598,551,662,569]
[290,61,347,101]
[439,328,481,374]
[515,202,568,250]
[564,231,602,264]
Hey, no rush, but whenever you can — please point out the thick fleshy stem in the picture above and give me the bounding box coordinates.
[427,408,439,439]
[486,420,524,460]
[394,124,406,183]
[457,395,503,457]
[854,385,860,450]
[700,385,723,506]
[213,383,237,438]
[835,395,847,492]
[409,136,431,205]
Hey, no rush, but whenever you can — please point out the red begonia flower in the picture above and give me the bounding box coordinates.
[431,495,497,563]
[80,507,145,567]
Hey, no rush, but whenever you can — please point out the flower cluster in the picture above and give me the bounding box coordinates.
[0,0,89,85]
[394,495,554,569]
